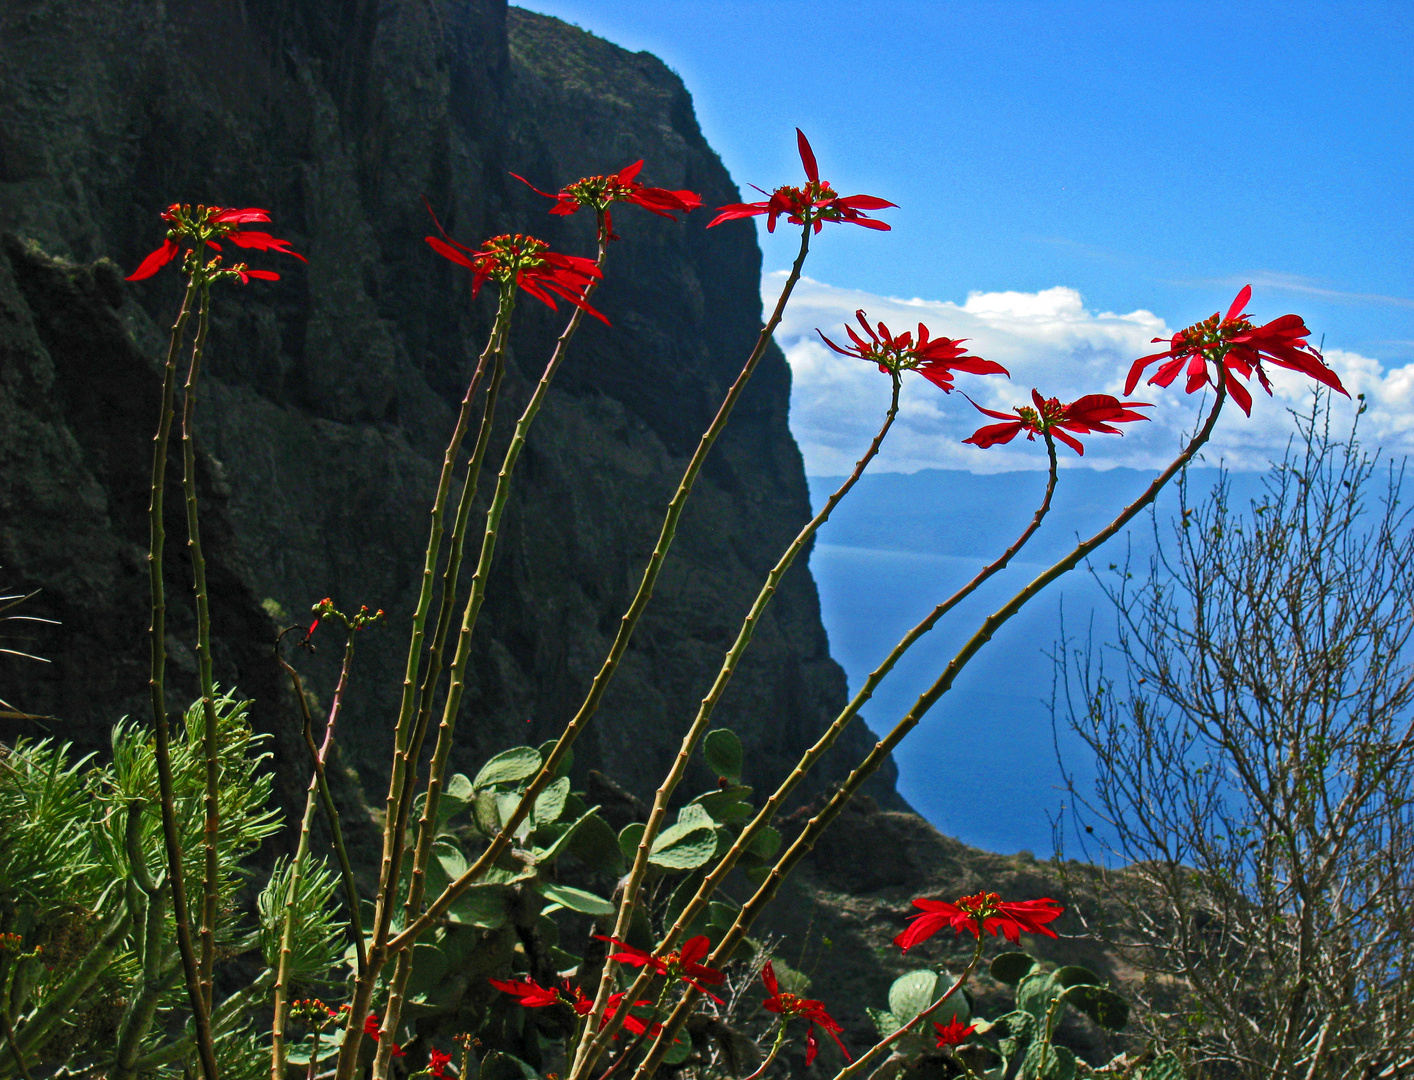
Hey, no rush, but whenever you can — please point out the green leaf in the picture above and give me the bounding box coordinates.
[744,825,781,861]
[888,970,941,1024]
[769,956,811,994]
[1052,964,1103,989]
[473,790,503,836]
[535,808,601,865]
[434,839,468,882]
[447,883,513,929]
[1137,1052,1187,1080]
[473,746,543,791]
[1016,971,1056,1021]
[691,785,754,823]
[704,729,744,783]
[496,791,531,841]
[649,826,718,869]
[536,880,615,916]
[1020,1043,1076,1080]
[533,776,571,826]
[537,739,573,779]
[991,951,1040,986]
[662,1027,693,1066]
[561,811,624,875]
[867,1007,901,1040]
[619,822,645,861]
[480,1050,540,1080]
[1059,984,1129,1031]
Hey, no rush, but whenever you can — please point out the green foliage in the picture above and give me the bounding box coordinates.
[257,856,347,985]
[703,728,744,783]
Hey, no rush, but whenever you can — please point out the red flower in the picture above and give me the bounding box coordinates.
[489,977,562,1008]
[425,219,608,325]
[894,893,1064,953]
[603,992,664,1039]
[708,130,895,234]
[1124,285,1347,417]
[760,961,851,1066]
[127,204,305,281]
[962,390,1151,456]
[818,310,1009,392]
[362,1013,405,1057]
[512,160,702,239]
[429,1047,452,1078]
[594,934,726,1002]
[933,1019,978,1048]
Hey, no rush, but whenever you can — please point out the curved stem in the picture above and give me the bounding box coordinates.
[636,387,1227,1080]
[584,428,1062,1067]
[271,629,359,1080]
[145,267,219,1080]
[179,279,221,1013]
[389,224,815,960]
[829,938,984,1080]
[572,372,903,1080]
[112,802,170,1078]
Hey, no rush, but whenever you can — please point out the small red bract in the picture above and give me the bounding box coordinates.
[512,160,702,240]
[895,892,1064,952]
[1124,285,1347,417]
[425,214,608,325]
[963,390,1151,456]
[595,934,726,1002]
[362,1012,405,1057]
[760,960,851,1066]
[934,1019,978,1047]
[818,310,1009,392]
[488,976,562,1008]
[429,1047,452,1078]
[708,129,895,234]
[127,204,305,282]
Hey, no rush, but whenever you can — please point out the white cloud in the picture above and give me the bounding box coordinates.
[771,273,1401,476]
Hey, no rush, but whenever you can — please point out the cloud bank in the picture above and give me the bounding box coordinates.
[771,273,1406,475]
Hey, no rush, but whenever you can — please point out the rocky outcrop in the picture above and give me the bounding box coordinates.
[0,1,900,812]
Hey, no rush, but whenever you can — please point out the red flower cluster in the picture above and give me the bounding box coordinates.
[363,1012,405,1057]
[513,159,702,239]
[1124,285,1347,416]
[488,977,662,1038]
[708,130,895,233]
[933,1019,978,1048]
[963,391,1151,456]
[895,892,1064,952]
[426,226,608,325]
[127,204,305,282]
[760,961,851,1066]
[429,1047,452,1078]
[595,934,726,1003]
[819,310,1009,392]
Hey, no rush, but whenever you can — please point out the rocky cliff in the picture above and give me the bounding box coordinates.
[0,0,901,814]
[0,2,1130,1060]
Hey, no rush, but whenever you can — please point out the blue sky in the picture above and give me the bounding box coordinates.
[525,0,1414,474]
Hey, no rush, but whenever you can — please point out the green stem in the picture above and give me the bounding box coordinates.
[113,802,171,1079]
[828,938,984,1080]
[336,287,519,1080]
[636,385,1227,1080]
[387,224,815,961]
[373,216,613,1080]
[0,1012,31,1080]
[583,428,1061,1066]
[365,282,514,1027]
[130,971,275,1074]
[572,372,903,1080]
[179,278,221,1012]
[145,266,219,1080]
[271,630,359,1080]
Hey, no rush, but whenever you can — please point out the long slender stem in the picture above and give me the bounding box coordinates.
[335,288,519,1080]
[145,267,219,1080]
[387,225,815,962]
[271,630,359,1080]
[581,430,1062,1069]
[364,284,513,1025]
[371,217,614,1079]
[635,388,1227,1080]
[179,279,221,1012]
[113,802,171,1079]
[573,373,903,1080]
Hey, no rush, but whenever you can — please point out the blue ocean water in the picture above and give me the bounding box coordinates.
[805,467,1260,856]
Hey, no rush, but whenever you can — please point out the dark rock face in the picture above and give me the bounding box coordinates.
[0,1,902,814]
